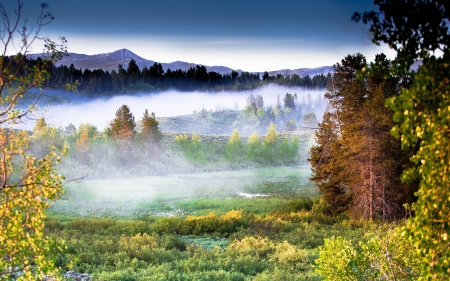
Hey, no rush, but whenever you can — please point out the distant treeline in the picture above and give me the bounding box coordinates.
[5,55,331,94]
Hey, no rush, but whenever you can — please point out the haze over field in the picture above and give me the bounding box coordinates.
[26,85,326,131]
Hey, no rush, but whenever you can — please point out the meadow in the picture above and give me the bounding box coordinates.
[36,90,418,281]
[45,168,374,281]
[49,166,316,219]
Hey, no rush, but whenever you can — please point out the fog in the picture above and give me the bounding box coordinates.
[22,84,324,216]
[23,84,326,131]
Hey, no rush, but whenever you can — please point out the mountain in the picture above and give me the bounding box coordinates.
[264,66,334,78]
[55,49,150,72]
[28,49,239,74]
[28,48,333,77]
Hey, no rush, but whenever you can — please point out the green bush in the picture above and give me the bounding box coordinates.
[315,227,419,280]
[154,217,183,235]
[282,197,314,212]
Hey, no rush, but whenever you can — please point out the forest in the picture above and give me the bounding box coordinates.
[4,55,331,95]
[1,0,450,281]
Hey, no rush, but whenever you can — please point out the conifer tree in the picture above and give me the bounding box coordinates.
[309,110,351,213]
[108,104,136,140]
[284,93,295,109]
[140,109,162,144]
[309,53,417,220]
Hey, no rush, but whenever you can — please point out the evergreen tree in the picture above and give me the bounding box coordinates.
[127,59,140,85]
[108,105,136,140]
[309,53,417,220]
[140,109,162,144]
[255,95,264,109]
[309,110,351,213]
[127,59,140,75]
[284,93,295,110]
[117,64,126,89]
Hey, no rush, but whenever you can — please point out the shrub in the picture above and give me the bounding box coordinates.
[315,227,419,280]
[282,197,314,212]
[227,236,275,258]
[182,212,219,235]
[154,217,183,235]
[218,210,248,233]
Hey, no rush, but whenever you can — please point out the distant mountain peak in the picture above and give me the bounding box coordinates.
[107,48,143,61]
[28,48,333,77]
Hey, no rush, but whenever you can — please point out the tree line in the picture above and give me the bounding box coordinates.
[3,55,331,95]
[175,125,300,164]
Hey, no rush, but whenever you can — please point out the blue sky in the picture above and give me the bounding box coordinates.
[5,0,395,71]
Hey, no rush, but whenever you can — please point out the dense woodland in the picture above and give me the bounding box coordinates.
[4,55,331,94]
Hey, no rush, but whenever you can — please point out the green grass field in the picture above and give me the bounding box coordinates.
[49,165,316,218]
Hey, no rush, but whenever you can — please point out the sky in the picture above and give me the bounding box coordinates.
[4,0,396,72]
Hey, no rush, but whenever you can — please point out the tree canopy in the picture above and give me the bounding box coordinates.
[0,1,68,280]
[354,0,450,278]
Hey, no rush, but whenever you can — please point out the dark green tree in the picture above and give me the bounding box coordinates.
[127,58,140,85]
[127,59,140,75]
[284,93,295,110]
[117,64,126,88]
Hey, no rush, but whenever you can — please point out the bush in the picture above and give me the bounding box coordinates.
[282,197,314,212]
[315,227,420,280]
[154,217,183,235]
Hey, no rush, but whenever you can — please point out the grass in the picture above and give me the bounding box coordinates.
[48,165,317,219]
[172,198,290,216]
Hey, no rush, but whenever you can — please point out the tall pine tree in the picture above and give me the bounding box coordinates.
[108,105,136,140]
[309,53,417,220]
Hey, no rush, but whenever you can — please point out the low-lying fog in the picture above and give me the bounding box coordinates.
[22,84,326,130]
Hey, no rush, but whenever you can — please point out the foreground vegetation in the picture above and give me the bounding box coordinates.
[45,197,419,281]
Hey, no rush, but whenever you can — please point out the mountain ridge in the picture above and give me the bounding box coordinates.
[29,48,334,77]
